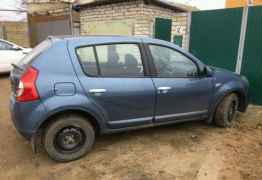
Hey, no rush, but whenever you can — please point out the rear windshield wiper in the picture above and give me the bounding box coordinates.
[11,63,23,72]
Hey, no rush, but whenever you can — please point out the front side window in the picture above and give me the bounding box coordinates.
[149,45,198,77]
[0,41,13,50]
[77,44,144,77]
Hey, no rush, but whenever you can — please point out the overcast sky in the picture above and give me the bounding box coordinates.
[0,0,226,21]
[1,0,227,10]
[0,0,26,21]
[166,0,226,10]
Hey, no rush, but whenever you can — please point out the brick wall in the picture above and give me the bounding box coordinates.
[27,0,80,46]
[80,0,189,48]
[27,1,70,15]
[141,3,189,48]
[80,1,144,35]
[0,22,30,47]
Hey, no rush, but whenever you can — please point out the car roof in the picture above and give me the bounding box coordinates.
[49,35,178,47]
[50,35,140,41]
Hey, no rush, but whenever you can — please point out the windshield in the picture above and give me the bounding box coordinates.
[18,39,51,66]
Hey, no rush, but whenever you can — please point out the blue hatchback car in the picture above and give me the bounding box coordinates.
[10,36,249,162]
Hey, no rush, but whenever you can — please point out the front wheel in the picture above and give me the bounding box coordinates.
[214,93,239,128]
[43,114,95,162]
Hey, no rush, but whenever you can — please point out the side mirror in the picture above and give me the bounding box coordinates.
[12,45,22,51]
[199,66,212,77]
[203,66,213,77]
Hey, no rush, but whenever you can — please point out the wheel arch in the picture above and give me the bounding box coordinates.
[207,87,247,124]
[36,107,104,136]
[216,90,245,111]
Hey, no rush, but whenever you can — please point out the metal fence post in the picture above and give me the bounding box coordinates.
[69,3,74,35]
[235,6,249,74]
[185,12,192,51]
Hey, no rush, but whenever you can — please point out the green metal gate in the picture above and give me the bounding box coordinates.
[241,6,262,105]
[154,18,172,42]
[173,35,183,47]
[189,6,262,105]
[189,8,243,71]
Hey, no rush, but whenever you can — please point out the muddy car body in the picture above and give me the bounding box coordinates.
[9,36,249,162]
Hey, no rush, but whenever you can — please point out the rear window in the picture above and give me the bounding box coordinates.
[18,39,51,66]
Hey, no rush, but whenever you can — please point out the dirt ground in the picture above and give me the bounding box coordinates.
[0,75,261,180]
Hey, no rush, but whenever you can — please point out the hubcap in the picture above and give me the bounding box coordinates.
[55,127,85,152]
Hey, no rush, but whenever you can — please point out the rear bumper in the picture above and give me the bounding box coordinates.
[9,96,46,140]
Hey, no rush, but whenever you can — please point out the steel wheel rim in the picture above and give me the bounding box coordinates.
[54,126,86,153]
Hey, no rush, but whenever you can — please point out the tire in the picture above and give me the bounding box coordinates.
[214,93,239,128]
[43,114,95,162]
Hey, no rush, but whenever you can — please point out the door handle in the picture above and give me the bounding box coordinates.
[89,89,107,93]
[157,87,172,94]
[158,87,172,91]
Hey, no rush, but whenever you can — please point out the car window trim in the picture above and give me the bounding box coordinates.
[75,42,151,78]
[145,43,202,79]
[93,46,101,75]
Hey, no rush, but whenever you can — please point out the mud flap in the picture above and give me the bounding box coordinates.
[30,131,42,153]
[205,113,214,124]
[30,133,37,153]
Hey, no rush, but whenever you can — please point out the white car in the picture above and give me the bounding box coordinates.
[0,39,31,74]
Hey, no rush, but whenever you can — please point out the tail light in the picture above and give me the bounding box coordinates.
[16,66,39,102]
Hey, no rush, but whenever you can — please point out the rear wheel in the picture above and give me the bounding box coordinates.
[43,114,95,162]
[214,93,239,128]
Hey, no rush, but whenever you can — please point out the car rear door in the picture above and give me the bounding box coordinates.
[68,38,156,129]
[146,43,213,123]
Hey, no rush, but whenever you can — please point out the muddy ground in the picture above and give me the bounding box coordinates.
[0,75,261,180]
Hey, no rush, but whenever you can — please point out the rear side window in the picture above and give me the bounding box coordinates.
[76,46,98,76]
[76,44,144,77]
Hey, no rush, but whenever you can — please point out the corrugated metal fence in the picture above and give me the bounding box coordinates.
[189,6,262,105]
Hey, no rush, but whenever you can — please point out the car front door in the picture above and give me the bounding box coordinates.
[74,42,156,129]
[147,44,213,123]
